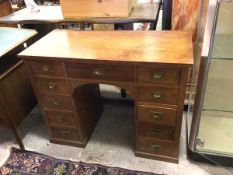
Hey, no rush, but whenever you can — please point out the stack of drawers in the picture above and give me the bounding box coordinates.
[135,66,187,163]
[27,60,102,147]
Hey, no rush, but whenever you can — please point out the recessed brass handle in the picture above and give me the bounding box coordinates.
[93,68,104,76]
[151,128,160,135]
[149,111,163,119]
[41,65,52,72]
[152,72,164,80]
[152,92,163,99]
[47,83,57,90]
[151,145,161,151]
[52,99,62,107]
[61,131,70,137]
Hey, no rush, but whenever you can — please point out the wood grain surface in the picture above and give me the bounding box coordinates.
[19,30,193,65]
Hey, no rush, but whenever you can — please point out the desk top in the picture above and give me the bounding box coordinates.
[19,30,193,65]
[0,27,37,57]
[0,3,160,24]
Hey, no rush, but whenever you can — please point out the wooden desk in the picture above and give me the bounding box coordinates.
[19,30,193,163]
[0,27,37,149]
[0,3,160,24]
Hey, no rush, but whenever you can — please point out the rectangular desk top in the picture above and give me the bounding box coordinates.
[0,27,37,57]
[19,30,193,65]
[0,3,160,24]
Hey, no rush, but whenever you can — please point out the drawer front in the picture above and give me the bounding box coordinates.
[138,67,180,85]
[34,78,69,95]
[137,123,175,141]
[44,110,77,127]
[137,105,177,126]
[66,63,135,82]
[138,86,179,105]
[50,126,80,141]
[39,95,73,111]
[137,137,177,157]
[28,60,65,76]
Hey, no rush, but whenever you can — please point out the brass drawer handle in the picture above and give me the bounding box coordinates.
[41,65,52,72]
[152,92,163,99]
[151,145,161,151]
[52,99,62,107]
[93,68,104,76]
[47,83,57,90]
[61,130,70,137]
[151,128,160,135]
[149,111,163,119]
[152,72,164,80]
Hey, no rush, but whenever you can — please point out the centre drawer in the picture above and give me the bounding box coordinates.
[138,86,179,105]
[65,63,135,82]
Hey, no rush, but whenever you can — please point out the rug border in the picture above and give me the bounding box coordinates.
[0,147,163,175]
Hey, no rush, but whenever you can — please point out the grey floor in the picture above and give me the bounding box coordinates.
[0,86,233,175]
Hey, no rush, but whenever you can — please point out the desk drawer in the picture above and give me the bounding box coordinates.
[137,137,177,157]
[34,78,69,95]
[138,67,180,85]
[137,105,177,126]
[44,110,77,128]
[39,95,73,111]
[66,63,135,82]
[28,60,65,77]
[138,86,179,105]
[138,123,175,141]
[50,126,80,141]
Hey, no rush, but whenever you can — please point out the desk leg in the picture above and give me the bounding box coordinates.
[9,123,25,150]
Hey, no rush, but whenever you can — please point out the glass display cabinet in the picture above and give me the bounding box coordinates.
[188,0,233,164]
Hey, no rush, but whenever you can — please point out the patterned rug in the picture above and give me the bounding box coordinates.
[0,148,160,175]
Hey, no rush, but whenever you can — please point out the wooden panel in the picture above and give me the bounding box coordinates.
[39,95,73,111]
[28,60,65,77]
[66,63,135,82]
[19,30,193,66]
[138,86,179,105]
[138,123,175,141]
[60,0,136,18]
[50,126,80,141]
[137,136,177,157]
[34,78,69,95]
[137,105,177,126]
[44,109,77,128]
[0,61,36,126]
[138,67,181,85]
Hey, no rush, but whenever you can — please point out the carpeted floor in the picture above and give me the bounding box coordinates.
[0,148,161,175]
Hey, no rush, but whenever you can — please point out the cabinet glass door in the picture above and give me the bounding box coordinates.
[196,1,233,156]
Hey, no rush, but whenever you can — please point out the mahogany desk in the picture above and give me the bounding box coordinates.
[19,30,193,163]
